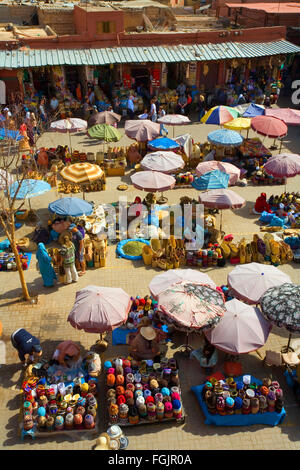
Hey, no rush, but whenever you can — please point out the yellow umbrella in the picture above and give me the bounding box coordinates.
[224,117,251,137]
[60,162,104,199]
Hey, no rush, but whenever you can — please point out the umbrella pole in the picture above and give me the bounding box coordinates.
[68,131,72,155]
[220,210,223,233]
[179,332,193,356]
[173,126,175,139]
[281,332,293,354]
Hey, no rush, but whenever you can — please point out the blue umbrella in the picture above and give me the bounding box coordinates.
[207,129,243,147]
[8,179,51,199]
[148,137,180,151]
[0,128,23,141]
[48,197,93,217]
[192,170,229,191]
[242,103,265,118]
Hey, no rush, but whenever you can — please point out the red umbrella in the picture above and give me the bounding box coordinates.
[251,115,287,138]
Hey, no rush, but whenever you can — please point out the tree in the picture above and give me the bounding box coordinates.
[0,137,31,301]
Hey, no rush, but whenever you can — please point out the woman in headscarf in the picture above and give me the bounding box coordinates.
[36,242,57,287]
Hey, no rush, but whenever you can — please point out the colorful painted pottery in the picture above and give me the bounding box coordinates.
[55,415,64,431]
[74,413,83,428]
[23,415,34,431]
[119,403,129,421]
[37,406,46,417]
[72,394,80,403]
[126,383,135,393]
[234,397,243,414]
[134,373,142,383]
[57,383,66,396]
[77,397,86,407]
[171,386,180,395]
[143,389,152,399]
[88,382,97,395]
[76,405,86,416]
[66,406,73,415]
[65,413,74,429]
[156,401,164,420]
[23,401,32,414]
[87,405,97,418]
[135,383,143,391]
[126,373,134,384]
[155,393,163,403]
[36,385,46,398]
[84,414,95,429]
[147,402,156,421]
[138,403,147,419]
[38,416,47,430]
[64,394,72,403]
[49,403,58,415]
[128,406,139,425]
[46,416,55,431]
[164,401,173,419]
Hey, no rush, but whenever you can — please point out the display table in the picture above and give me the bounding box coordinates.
[106,357,185,427]
[191,376,286,427]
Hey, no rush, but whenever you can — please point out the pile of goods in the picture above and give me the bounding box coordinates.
[143,237,186,270]
[203,376,284,416]
[157,90,178,112]
[218,234,294,266]
[105,357,184,426]
[174,172,194,187]
[0,238,30,271]
[126,295,159,330]
[57,179,105,195]
[251,168,286,186]
[100,147,127,176]
[21,351,100,435]
[257,192,300,230]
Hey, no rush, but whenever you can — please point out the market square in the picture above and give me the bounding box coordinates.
[0,0,300,452]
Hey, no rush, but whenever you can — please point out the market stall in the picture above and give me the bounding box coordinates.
[192,375,286,426]
[20,343,101,440]
[105,356,185,427]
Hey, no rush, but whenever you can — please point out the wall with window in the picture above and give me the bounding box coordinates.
[73,6,124,37]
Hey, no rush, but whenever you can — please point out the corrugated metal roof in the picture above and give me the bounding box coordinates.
[0,39,299,68]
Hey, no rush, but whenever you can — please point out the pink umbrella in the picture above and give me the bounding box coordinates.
[265,108,300,126]
[198,189,245,231]
[157,281,225,332]
[263,153,300,178]
[251,115,287,138]
[149,269,216,299]
[157,114,190,137]
[205,298,271,354]
[140,151,185,173]
[50,118,88,153]
[131,170,175,203]
[196,161,241,185]
[227,262,292,305]
[67,285,132,334]
[125,120,161,142]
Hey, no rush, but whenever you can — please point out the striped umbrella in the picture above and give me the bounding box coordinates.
[60,163,104,199]
[201,106,239,125]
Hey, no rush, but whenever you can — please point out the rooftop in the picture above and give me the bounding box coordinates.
[225,2,300,14]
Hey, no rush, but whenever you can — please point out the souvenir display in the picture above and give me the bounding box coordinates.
[20,351,100,439]
[106,357,185,426]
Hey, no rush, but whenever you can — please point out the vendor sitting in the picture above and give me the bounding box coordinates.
[253,192,271,214]
[193,340,218,375]
[129,326,160,361]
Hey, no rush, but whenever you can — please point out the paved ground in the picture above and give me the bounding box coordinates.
[1,102,300,450]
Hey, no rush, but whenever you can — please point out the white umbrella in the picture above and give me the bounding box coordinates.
[140,151,185,173]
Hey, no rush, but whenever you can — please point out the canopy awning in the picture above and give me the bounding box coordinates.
[1,39,299,68]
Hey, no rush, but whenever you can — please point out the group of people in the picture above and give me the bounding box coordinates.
[36,222,87,289]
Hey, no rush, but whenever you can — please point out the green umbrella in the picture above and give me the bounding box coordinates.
[87,124,122,142]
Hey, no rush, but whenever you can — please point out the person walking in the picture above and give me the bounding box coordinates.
[69,224,86,276]
[127,94,135,119]
[158,106,168,135]
[60,235,78,284]
[149,98,157,122]
[11,328,42,366]
[36,242,57,288]
[39,97,47,123]
[198,94,206,122]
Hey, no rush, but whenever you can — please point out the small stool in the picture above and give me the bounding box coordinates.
[21,427,36,441]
